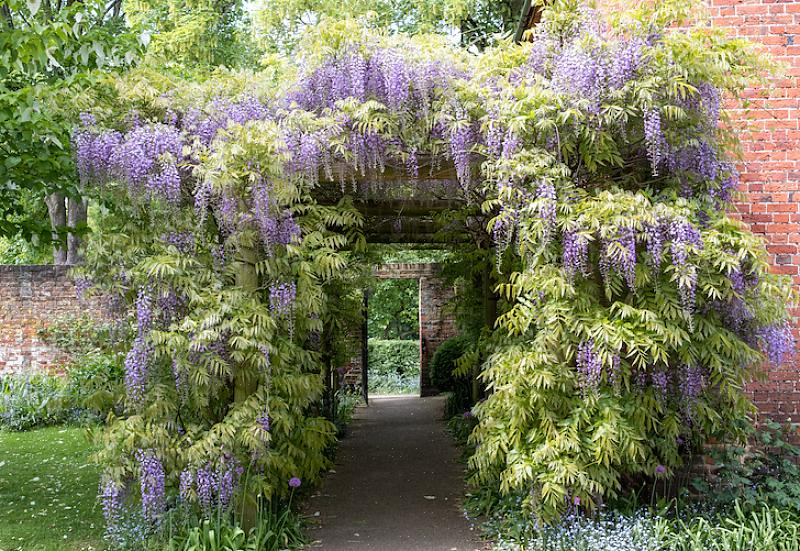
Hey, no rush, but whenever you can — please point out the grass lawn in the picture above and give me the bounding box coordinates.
[0,427,104,551]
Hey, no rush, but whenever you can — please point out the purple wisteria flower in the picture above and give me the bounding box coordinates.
[73,276,93,300]
[644,108,667,175]
[257,409,271,433]
[217,455,244,510]
[651,370,668,399]
[136,449,166,525]
[99,478,124,536]
[134,288,153,335]
[577,339,602,389]
[757,322,795,366]
[124,336,152,405]
[563,230,590,280]
[269,282,297,319]
[536,181,557,237]
[179,469,194,504]
[196,463,218,515]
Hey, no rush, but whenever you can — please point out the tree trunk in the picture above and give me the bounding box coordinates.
[233,246,259,531]
[45,193,67,265]
[66,196,88,265]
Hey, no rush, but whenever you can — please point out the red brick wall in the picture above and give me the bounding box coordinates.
[704,0,800,420]
[0,265,105,373]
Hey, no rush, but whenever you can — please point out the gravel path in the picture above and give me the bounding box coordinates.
[305,395,484,551]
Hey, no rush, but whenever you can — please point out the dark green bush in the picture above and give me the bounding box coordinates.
[693,420,800,514]
[429,335,468,391]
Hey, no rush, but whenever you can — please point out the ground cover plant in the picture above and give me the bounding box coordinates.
[0,427,103,551]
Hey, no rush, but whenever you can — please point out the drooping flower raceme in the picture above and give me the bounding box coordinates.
[136,449,166,525]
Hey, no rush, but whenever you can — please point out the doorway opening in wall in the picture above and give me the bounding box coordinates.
[367,277,421,396]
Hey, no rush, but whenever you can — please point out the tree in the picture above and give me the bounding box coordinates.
[0,0,141,262]
[125,0,259,68]
[254,0,527,53]
[368,279,419,339]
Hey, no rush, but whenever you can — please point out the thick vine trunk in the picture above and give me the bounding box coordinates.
[66,196,88,264]
[45,192,67,265]
[234,246,259,531]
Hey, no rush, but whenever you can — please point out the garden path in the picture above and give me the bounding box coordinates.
[305,395,484,550]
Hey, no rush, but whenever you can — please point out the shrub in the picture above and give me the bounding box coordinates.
[66,351,126,420]
[0,371,73,430]
[368,339,419,376]
[368,339,419,395]
[429,335,468,391]
[692,420,800,514]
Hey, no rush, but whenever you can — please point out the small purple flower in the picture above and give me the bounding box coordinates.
[573,496,581,506]
[257,410,270,433]
[179,469,194,503]
[99,478,123,536]
[655,464,667,475]
[289,477,302,489]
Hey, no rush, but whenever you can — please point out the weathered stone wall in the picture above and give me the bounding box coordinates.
[0,265,104,372]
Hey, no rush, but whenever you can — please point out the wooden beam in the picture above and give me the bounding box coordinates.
[365,233,468,244]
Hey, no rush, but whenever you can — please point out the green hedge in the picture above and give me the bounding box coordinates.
[367,339,419,376]
[368,340,420,395]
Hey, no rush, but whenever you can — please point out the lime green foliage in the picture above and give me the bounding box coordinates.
[125,0,258,68]
[0,427,103,551]
[467,0,795,520]
[368,339,419,395]
[254,0,524,53]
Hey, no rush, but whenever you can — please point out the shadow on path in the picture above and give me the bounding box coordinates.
[305,395,483,551]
